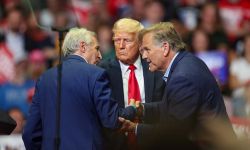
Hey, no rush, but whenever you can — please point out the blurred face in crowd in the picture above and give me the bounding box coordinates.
[145,1,165,23]
[192,30,209,53]
[97,25,112,44]
[140,32,167,72]
[85,37,102,65]
[7,10,23,32]
[201,3,217,25]
[244,35,250,62]
[113,32,140,65]
[54,12,69,29]
[28,50,46,80]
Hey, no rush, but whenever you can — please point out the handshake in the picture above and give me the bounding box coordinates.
[118,100,144,133]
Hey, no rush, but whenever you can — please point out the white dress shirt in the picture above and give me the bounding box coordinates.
[119,57,145,107]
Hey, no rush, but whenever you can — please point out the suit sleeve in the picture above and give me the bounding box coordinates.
[92,71,135,128]
[167,76,200,121]
[143,101,162,123]
[22,77,42,150]
[137,76,200,146]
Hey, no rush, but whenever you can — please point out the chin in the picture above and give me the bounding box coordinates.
[119,58,130,64]
[149,67,156,72]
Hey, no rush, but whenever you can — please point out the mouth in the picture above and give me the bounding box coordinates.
[147,59,151,63]
[95,59,101,64]
[118,49,127,55]
[148,60,153,68]
[118,51,126,55]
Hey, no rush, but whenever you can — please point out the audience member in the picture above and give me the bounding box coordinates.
[230,33,250,117]
[141,0,165,27]
[0,56,35,118]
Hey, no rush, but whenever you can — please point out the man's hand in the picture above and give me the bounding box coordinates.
[136,102,143,118]
[119,117,137,133]
[128,100,144,118]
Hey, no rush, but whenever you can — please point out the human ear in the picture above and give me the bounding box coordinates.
[162,42,170,57]
[79,41,86,53]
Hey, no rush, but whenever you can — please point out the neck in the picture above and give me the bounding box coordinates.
[73,52,89,63]
[162,51,176,73]
[120,54,140,65]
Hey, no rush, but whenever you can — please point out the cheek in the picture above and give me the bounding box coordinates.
[128,45,138,54]
[149,53,160,63]
[95,52,99,57]
[114,44,119,50]
[148,52,154,59]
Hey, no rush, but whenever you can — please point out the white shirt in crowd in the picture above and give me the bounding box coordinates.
[230,57,250,97]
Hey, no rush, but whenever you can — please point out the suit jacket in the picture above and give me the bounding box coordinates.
[99,57,165,150]
[137,51,235,150]
[22,55,135,150]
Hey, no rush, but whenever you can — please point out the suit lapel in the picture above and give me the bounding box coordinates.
[167,50,188,82]
[141,58,154,103]
[109,59,125,107]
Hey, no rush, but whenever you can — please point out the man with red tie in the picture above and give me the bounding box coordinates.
[99,18,165,150]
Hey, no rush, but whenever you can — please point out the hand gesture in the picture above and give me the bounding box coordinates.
[119,117,137,133]
[128,100,144,118]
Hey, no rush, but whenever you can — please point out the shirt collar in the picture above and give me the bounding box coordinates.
[75,54,89,63]
[163,52,179,82]
[65,54,88,63]
[119,56,141,75]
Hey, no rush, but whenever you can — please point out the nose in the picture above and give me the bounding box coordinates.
[141,51,147,59]
[98,51,102,60]
[119,40,125,49]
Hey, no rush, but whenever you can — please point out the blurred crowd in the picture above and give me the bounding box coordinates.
[0,0,250,142]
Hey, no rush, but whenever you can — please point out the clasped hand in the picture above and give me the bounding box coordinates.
[119,101,143,133]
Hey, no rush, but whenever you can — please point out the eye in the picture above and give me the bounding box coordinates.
[96,46,100,51]
[125,39,132,42]
[139,48,144,53]
[144,47,150,52]
[113,38,121,43]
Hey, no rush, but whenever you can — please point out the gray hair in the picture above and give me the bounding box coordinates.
[62,27,96,56]
[139,22,185,51]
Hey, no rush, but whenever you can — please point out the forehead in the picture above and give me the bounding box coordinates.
[114,32,136,39]
[142,32,154,46]
[91,36,99,45]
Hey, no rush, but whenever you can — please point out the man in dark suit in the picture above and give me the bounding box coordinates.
[99,18,165,150]
[22,28,136,150]
[119,22,235,150]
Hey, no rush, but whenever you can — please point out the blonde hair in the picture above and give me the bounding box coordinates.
[112,18,144,34]
[62,27,96,56]
[139,22,185,51]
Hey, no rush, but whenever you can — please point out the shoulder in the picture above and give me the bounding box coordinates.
[98,58,118,69]
[168,75,194,87]
[177,52,209,72]
[171,54,211,83]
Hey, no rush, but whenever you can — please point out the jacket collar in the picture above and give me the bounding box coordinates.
[64,54,87,63]
[167,50,188,80]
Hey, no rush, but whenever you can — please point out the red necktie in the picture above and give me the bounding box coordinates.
[127,64,141,150]
[128,64,141,105]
